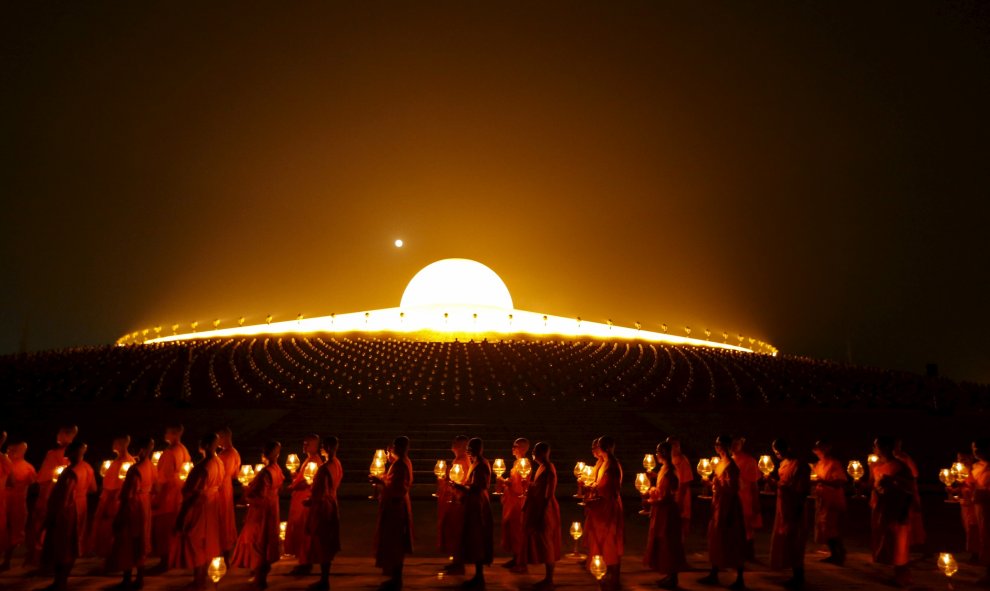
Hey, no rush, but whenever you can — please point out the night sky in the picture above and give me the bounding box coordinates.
[2,3,988,383]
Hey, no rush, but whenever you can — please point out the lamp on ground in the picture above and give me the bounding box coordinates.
[566,521,587,560]
[847,460,865,498]
[589,555,607,580]
[938,552,959,590]
[208,556,226,587]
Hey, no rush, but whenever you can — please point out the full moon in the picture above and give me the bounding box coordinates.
[400,258,514,310]
[394,239,404,248]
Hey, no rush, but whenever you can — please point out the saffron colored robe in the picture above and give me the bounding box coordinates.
[813,457,847,543]
[169,455,224,569]
[870,458,914,566]
[733,451,763,540]
[671,453,694,539]
[6,458,36,549]
[708,458,747,569]
[438,456,470,556]
[152,443,191,557]
[500,458,528,558]
[521,462,561,566]
[895,452,925,546]
[643,465,687,575]
[971,460,990,566]
[26,446,68,564]
[285,455,322,561]
[374,456,413,572]
[305,459,342,564]
[770,459,811,569]
[585,455,624,566]
[108,459,157,571]
[231,464,284,570]
[959,464,981,556]
[88,452,135,557]
[217,446,241,553]
[41,461,95,566]
[460,458,494,565]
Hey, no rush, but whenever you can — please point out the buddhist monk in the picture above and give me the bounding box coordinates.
[497,437,529,571]
[812,439,847,565]
[870,436,914,587]
[450,437,493,588]
[769,439,812,589]
[893,440,925,549]
[26,425,77,567]
[231,441,284,590]
[731,436,762,560]
[2,438,35,571]
[699,434,747,589]
[586,435,623,590]
[150,423,191,572]
[438,435,470,574]
[955,452,980,562]
[371,435,413,590]
[644,441,687,590]
[170,432,225,590]
[520,441,561,590]
[41,439,94,591]
[667,436,694,541]
[89,434,135,560]
[216,427,241,564]
[970,437,990,584]
[306,436,342,590]
[108,436,157,589]
[0,433,11,568]
[285,433,322,574]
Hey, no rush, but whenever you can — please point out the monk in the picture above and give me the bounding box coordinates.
[812,439,847,565]
[232,441,284,589]
[216,427,241,564]
[306,436,342,590]
[520,441,561,590]
[25,425,77,566]
[2,438,35,571]
[586,435,623,590]
[0,432,11,566]
[699,434,747,589]
[970,437,990,584]
[497,437,529,571]
[870,436,915,587]
[769,439,812,589]
[955,451,981,562]
[285,433,322,574]
[108,436,157,589]
[150,423,191,572]
[41,439,94,591]
[170,432,225,589]
[893,440,925,549]
[643,441,687,590]
[667,436,694,541]
[371,435,413,591]
[438,435,470,574]
[451,437,493,588]
[731,436,762,560]
[89,434,135,559]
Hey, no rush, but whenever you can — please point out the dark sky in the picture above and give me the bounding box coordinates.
[2,2,988,383]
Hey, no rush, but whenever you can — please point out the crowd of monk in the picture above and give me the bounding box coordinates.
[0,427,988,591]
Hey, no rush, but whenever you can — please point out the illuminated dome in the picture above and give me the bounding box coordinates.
[400,259,513,310]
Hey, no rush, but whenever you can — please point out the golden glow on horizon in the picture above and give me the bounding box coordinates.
[400,258,513,310]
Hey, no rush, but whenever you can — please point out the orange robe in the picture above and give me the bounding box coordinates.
[733,451,762,540]
[708,459,747,569]
[585,455,624,566]
[217,446,241,553]
[870,458,914,566]
[500,458,528,557]
[0,455,10,553]
[438,456,470,555]
[170,455,224,568]
[374,456,413,571]
[305,459,342,564]
[88,452,135,557]
[895,452,925,546]
[960,465,981,556]
[7,458,36,548]
[26,446,68,564]
[232,464,284,569]
[461,459,493,565]
[770,459,811,569]
[152,443,191,557]
[813,457,847,543]
[285,455,322,561]
[108,459,157,571]
[643,465,687,574]
[971,461,990,566]
[672,453,694,539]
[41,461,95,567]
[521,462,561,566]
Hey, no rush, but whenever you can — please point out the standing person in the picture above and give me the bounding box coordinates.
[812,439,847,565]
[371,436,414,590]
[3,438,36,571]
[231,441,284,590]
[41,440,93,591]
[969,438,990,585]
[150,424,190,573]
[285,433,322,574]
[451,437,493,588]
[699,434,747,589]
[769,439,812,589]
[586,435,623,590]
[89,434,135,560]
[108,436,158,589]
[497,437,529,571]
[870,436,915,587]
[306,436,342,591]
[438,435,470,575]
[731,436,762,560]
[216,427,241,565]
[893,440,926,550]
[520,441,561,590]
[667,436,694,542]
[26,425,77,566]
[170,433,225,590]
[644,441,688,590]
[956,451,981,563]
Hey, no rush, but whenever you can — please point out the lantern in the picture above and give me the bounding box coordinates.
[434,459,447,479]
[710,456,720,467]
[950,462,970,482]
[52,465,66,483]
[492,458,506,478]
[581,464,594,484]
[152,451,162,467]
[566,521,587,559]
[285,454,301,474]
[100,460,112,478]
[574,461,586,479]
[696,458,713,481]
[642,453,656,472]
[303,461,319,485]
[867,454,880,466]
[589,555,607,580]
[450,463,465,484]
[938,552,958,577]
[279,521,287,541]
[370,456,386,478]
[179,461,194,482]
[758,455,775,478]
[939,468,954,487]
[517,458,532,479]
[373,449,387,463]
[208,556,226,584]
[847,460,864,483]
[635,472,650,495]
[255,463,265,474]
[238,465,255,487]
[119,461,132,480]
[809,463,818,481]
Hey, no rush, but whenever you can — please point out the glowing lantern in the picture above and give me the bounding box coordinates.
[809,463,818,481]
[52,465,66,483]
[589,555,607,580]
[152,451,162,467]
[696,458,713,481]
[303,461,319,485]
[950,462,970,482]
[566,521,587,559]
[370,456,386,478]
[573,461,586,479]
[758,455,775,478]
[581,464,594,484]
[867,454,880,466]
[119,461,132,480]
[450,463,465,484]
[285,454,300,474]
[517,458,532,479]
[710,456,720,467]
[635,472,650,495]
[374,449,387,463]
[642,454,656,472]
[938,552,958,577]
[939,468,954,487]
[279,521,287,541]
[847,460,864,483]
[179,461,194,482]
[208,556,226,584]
[433,459,447,479]
[238,465,255,487]
[254,463,265,474]
[492,458,506,478]
[100,460,112,478]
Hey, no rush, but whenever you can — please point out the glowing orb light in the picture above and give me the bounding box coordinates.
[394,239,404,248]
[400,258,513,311]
